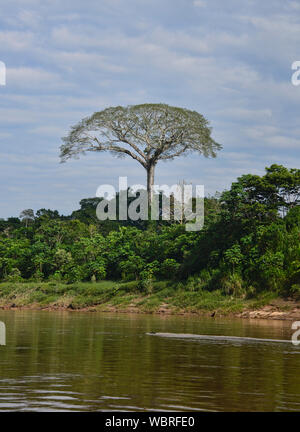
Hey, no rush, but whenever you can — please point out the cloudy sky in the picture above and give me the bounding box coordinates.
[0,0,299,218]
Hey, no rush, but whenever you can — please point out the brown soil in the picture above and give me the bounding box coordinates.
[1,298,300,321]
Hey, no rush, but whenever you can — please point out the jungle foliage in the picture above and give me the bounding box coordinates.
[0,164,299,298]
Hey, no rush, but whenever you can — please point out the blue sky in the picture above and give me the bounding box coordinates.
[0,0,299,218]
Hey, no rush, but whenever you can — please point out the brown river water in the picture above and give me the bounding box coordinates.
[0,310,299,411]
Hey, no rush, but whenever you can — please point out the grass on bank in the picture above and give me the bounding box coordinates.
[0,280,280,314]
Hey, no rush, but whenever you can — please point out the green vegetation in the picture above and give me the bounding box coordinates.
[0,164,299,311]
[0,280,279,314]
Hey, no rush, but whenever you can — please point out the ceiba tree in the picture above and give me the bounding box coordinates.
[19,209,35,228]
[60,103,221,207]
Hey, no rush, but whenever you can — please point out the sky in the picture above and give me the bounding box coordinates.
[0,0,299,218]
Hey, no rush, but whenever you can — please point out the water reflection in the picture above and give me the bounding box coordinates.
[0,310,299,411]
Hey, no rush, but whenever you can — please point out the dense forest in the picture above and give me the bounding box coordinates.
[0,164,299,299]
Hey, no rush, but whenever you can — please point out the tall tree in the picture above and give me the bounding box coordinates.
[60,104,221,207]
[19,209,35,228]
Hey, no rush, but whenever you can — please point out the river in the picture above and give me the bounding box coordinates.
[0,310,299,411]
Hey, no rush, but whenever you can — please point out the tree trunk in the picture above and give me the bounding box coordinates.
[146,164,155,209]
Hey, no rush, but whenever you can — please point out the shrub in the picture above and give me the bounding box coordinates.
[6,268,23,283]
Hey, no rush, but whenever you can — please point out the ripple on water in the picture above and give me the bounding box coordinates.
[0,311,299,411]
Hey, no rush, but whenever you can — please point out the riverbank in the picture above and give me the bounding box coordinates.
[1,281,300,320]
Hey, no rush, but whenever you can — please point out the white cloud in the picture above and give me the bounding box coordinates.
[0,132,12,139]
[53,51,127,74]
[265,135,300,149]
[217,108,272,121]
[193,0,206,7]
[17,9,41,28]
[29,125,65,136]
[245,124,300,149]
[7,67,69,90]
[288,1,300,10]
[0,30,33,51]
[0,0,299,217]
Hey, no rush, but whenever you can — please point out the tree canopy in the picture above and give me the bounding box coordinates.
[60,104,221,205]
[1,165,299,298]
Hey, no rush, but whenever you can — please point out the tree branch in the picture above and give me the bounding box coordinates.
[92,137,147,168]
[159,145,189,160]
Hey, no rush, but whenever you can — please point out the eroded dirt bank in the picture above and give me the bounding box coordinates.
[1,297,300,321]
